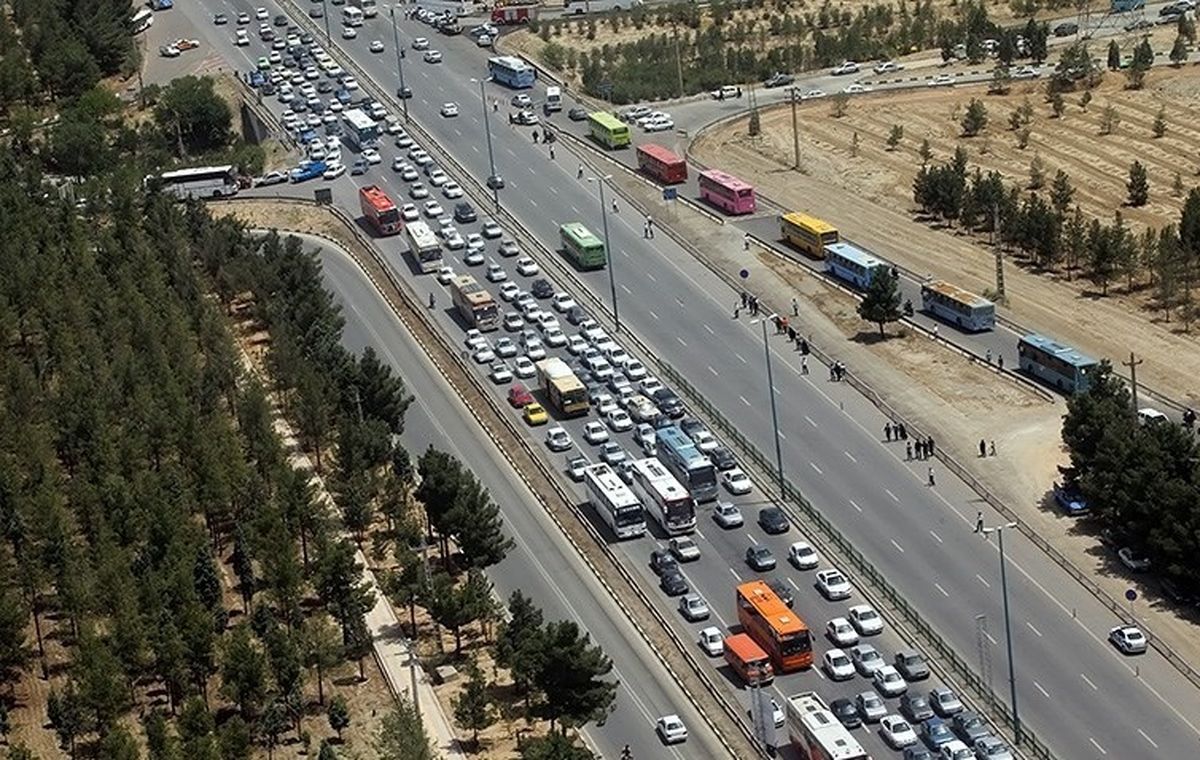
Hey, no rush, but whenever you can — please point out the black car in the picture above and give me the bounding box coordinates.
[260,28,275,41]
[566,305,589,325]
[709,445,736,471]
[745,545,776,571]
[309,6,324,17]
[649,549,677,576]
[1053,21,1078,36]
[660,570,688,596]
[487,174,505,190]
[830,698,861,728]
[274,14,288,26]
[902,749,935,760]
[652,389,684,418]
[952,711,988,744]
[758,507,789,534]
[531,279,554,299]
[894,649,930,681]
[679,417,705,439]
[261,82,277,96]
[764,72,795,87]
[213,12,228,24]
[300,33,314,44]
[317,80,333,93]
[454,202,477,223]
[568,107,589,121]
[397,86,414,99]
[767,578,794,608]
[900,693,934,722]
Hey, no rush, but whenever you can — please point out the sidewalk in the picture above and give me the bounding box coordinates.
[240,350,465,759]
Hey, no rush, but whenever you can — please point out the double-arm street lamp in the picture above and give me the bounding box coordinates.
[975,515,1021,744]
[471,77,502,209]
[587,174,621,334]
[388,8,410,122]
[750,314,786,497]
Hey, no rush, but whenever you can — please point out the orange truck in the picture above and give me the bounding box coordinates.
[723,633,774,685]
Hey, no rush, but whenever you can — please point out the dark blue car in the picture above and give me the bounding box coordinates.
[335,88,352,104]
[1053,481,1089,515]
[921,717,954,748]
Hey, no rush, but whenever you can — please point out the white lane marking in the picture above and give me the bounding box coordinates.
[740,396,751,406]
[884,489,899,502]
[735,353,748,364]
[1033,681,1050,698]
[844,451,857,463]
[676,336,686,347]
[933,582,949,597]
[849,499,862,513]
[1138,729,1158,749]
[648,309,659,320]
[778,431,787,441]
[929,529,943,544]
[985,631,997,645]
[1089,737,1107,755]
[729,567,742,580]
[1081,673,1098,691]
[619,284,631,294]
[810,462,823,475]
[746,533,758,545]
[804,415,817,427]
[1026,621,1043,637]
[571,205,581,216]
[704,324,715,335]
[890,539,905,554]
[529,198,538,207]
[708,366,719,377]
[975,574,991,589]
[787,577,799,590]
[645,272,656,282]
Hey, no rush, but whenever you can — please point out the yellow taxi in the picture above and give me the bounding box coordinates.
[523,402,548,426]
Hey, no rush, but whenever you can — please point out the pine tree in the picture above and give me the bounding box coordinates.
[375,700,435,760]
[260,700,290,759]
[856,268,903,338]
[1153,106,1167,138]
[1127,160,1150,207]
[453,657,495,746]
[327,695,351,740]
[1174,172,1185,197]
[1154,225,1185,320]
[1127,38,1153,88]
[534,621,617,732]
[1050,170,1075,215]
[1171,34,1189,66]
[1100,104,1120,135]
[961,98,988,136]
[1107,40,1121,70]
[918,138,932,166]
[452,477,514,570]
[1029,155,1045,190]
[301,614,342,705]
[886,124,903,151]
[219,624,268,719]
[497,592,545,713]
[1050,91,1065,119]
[519,733,596,760]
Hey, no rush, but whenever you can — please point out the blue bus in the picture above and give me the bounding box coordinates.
[824,241,886,289]
[488,56,536,89]
[1017,333,1099,394]
[655,426,718,503]
[920,280,995,332]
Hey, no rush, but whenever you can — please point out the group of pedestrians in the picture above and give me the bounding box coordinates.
[905,436,936,461]
[978,439,997,457]
[735,291,761,318]
[829,361,846,381]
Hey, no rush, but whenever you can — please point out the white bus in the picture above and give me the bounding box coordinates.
[786,692,868,760]
[406,220,443,273]
[584,463,646,539]
[342,6,364,27]
[350,0,378,18]
[544,85,563,112]
[341,108,379,150]
[563,0,640,14]
[153,165,239,200]
[628,458,695,535]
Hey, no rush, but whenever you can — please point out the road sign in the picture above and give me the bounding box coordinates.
[1125,589,1138,602]
[662,187,677,201]
[740,268,750,280]
[314,188,332,205]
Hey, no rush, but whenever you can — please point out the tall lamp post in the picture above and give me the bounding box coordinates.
[389,8,409,122]
[588,174,621,334]
[750,314,785,497]
[975,515,1021,744]
[472,77,501,209]
[320,0,332,41]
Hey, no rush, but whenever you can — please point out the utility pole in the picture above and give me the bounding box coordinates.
[976,516,1021,744]
[994,204,1006,301]
[789,88,801,171]
[1123,352,1143,412]
[673,33,685,99]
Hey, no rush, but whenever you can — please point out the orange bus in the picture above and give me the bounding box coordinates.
[636,143,688,185]
[359,185,401,236]
[736,580,812,671]
[723,633,773,685]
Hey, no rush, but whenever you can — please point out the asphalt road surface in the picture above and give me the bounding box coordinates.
[176,1,1200,757]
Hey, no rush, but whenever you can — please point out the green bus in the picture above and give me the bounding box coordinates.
[560,222,607,270]
[587,112,631,149]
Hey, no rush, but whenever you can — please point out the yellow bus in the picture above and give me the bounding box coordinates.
[780,212,838,259]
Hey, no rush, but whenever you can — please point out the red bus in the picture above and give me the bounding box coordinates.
[698,169,756,215]
[736,580,812,672]
[359,185,401,236]
[636,143,688,185]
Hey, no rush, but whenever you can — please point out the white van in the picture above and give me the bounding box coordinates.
[544,86,562,113]
[1137,407,1169,425]
[342,6,364,26]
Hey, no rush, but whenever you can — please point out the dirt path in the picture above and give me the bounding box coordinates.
[692,70,1200,409]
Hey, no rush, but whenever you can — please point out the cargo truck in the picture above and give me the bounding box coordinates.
[491,2,539,24]
[535,358,589,417]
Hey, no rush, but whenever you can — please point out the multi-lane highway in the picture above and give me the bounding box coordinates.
[172,1,1200,757]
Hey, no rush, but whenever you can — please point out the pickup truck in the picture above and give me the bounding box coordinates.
[289,160,327,183]
[709,85,740,100]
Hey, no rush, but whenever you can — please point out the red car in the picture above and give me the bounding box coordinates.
[508,383,533,408]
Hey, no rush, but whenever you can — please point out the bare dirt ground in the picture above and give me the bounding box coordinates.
[692,69,1200,411]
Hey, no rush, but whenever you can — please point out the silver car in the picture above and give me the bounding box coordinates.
[678,594,709,621]
[856,691,887,723]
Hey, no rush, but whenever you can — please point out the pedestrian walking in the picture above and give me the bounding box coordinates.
[611,197,619,213]
[800,338,809,355]
[741,291,749,308]
[577,164,584,179]
[928,466,936,486]
[643,222,650,239]
[788,325,796,343]
[998,355,1004,371]
[549,145,555,159]
[733,306,740,319]
[932,325,939,341]
[986,348,992,364]
[989,440,996,457]
[801,355,808,374]
[532,129,540,143]
[885,423,893,442]
[898,423,907,440]
[830,365,837,381]
[774,314,783,334]
[927,437,935,456]
[744,233,751,251]
[906,442,912,460]
[428,292,435,309]
[781,316,789,333]
[979,439,987,458]
[646,215,654,238]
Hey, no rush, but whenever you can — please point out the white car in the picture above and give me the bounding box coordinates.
[857,691,888,723]
[698,626,724,656]
[466,233,485,253]
[424,50,443,63]
[442,181,464,199]
[342,76,359,91]
[423,201,444,218]
[594,393,618,416]
[440,102,459,117]
[928,73,955,87]
[643,117,675,132]
[831,60,860,75]
[511,93,532,108]
[342,26,358,39]
[481,220,503,238]
[941,740,973,760]
[361,148,382,165]
[873,60,904,74]
[722,468,752,495]
[802,89,826,100]
[494,337,518,358]
[816,568,852,600]
[1109,625,1147,654]
[598,406,628,430]
[489,361,513,384]
[400,203,420,222]
[445,232,465,250]
[486,263,507,283]
[503,313,524,332]
[543,326,567,347]
[515,257,539,276]
[826,617,859,647]
[463,249,485,267]
[436,266,455,284]
[428,169,449,187]
[472,344,495,364]
[843,82,872,94]
[880,714,918,748]
[787,541,819,570]
[408,183,429,200]
[848,604,884,636]
[412,37,429,50]
[552,292,577,312]
[513,357,536,379]
[623,359,647,380]
[656,715,688,745]
[678,593,709,621]
[692,429,718,452]
[567,335,588,355]
[323,162,346,180]
[850,643,884,676]
[498,282,520,302]
[369,40,384,53]
[823,648,855,681]
[583,421,609,445]
[545,426,572,452]
[255,7,269,19]
[712,501,743,528]
[873,665,908,697]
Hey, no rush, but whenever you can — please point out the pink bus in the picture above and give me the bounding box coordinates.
[698,169,756,215]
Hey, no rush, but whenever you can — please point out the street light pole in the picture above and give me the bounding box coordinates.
[474,77,501,209]
[389,8,409,122]
[321,0,332,41]
[759,315,785,497]
[589,174,620,333]
[976,515,1021,744]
